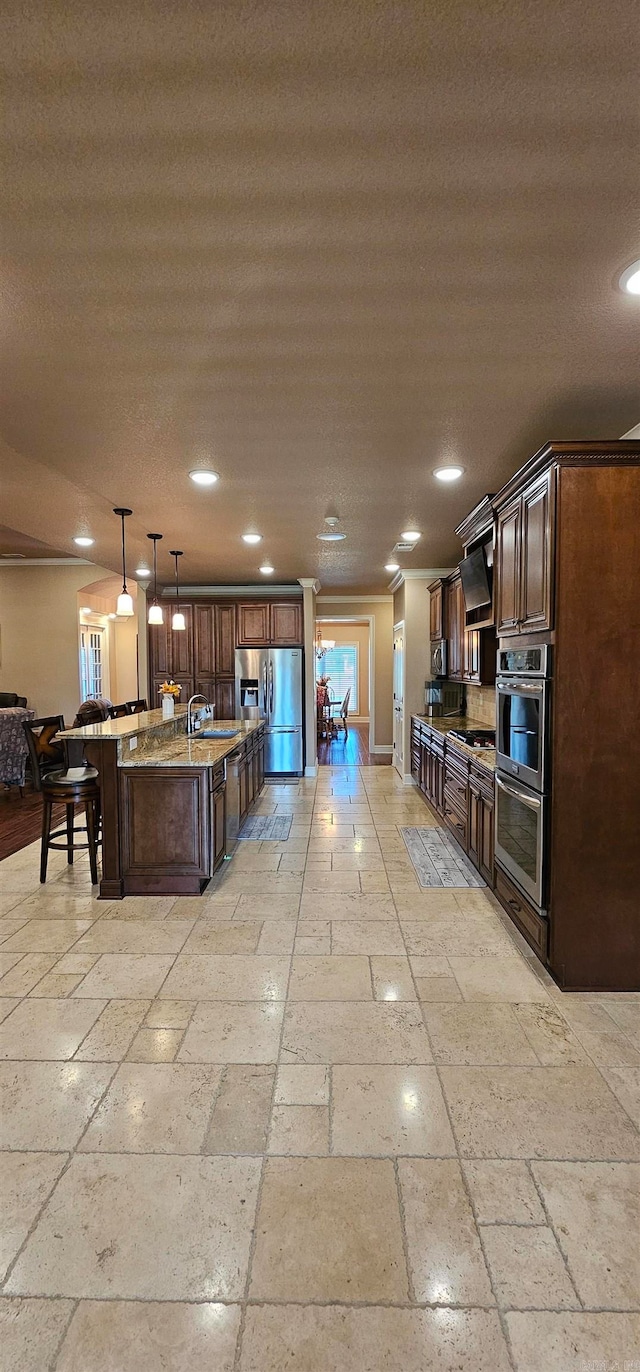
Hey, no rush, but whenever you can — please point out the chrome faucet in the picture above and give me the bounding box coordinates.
[187,694,211,735]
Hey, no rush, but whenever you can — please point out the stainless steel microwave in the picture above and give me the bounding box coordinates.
[430,640,447,678]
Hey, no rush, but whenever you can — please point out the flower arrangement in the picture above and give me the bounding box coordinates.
[158,680,182,698]
[317,674,331,688]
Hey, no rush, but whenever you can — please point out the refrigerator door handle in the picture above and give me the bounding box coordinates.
[269,659,274,718]
[262,661,268,715]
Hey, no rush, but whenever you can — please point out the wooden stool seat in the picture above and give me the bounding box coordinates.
[40,767,101,886]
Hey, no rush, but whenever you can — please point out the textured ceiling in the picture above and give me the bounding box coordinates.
[1,0,638,591]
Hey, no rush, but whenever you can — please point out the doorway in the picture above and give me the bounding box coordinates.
[315,617,374,760]
[392,621,404,778]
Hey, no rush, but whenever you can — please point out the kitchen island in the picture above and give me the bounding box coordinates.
[61,708,265,899]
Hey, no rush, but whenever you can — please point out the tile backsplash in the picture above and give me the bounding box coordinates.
[465,684,496,728]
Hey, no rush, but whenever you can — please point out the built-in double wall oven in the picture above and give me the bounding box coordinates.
[495,642,551,912]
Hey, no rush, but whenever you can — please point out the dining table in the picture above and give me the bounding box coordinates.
[0,706,35,789]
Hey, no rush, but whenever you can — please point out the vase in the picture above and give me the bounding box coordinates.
[162,694,175,720]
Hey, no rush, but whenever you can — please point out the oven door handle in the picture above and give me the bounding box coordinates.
[497,681,544,693]
[496,775,542,810]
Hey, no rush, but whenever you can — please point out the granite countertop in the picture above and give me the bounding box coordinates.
[117,719,262,768]
[62,706,188,740]
[411,714,496,773]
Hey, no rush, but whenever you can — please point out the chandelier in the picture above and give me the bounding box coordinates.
[315,625,335,660]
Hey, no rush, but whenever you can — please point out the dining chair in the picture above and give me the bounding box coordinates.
[22,715,66,791]
[330,687,351,737]
[126,698,148,714]
[108,703,130,719]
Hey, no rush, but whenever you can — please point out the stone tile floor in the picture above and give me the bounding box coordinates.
[0,763,638,1370]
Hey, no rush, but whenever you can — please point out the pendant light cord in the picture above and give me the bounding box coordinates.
[120,515,127,593]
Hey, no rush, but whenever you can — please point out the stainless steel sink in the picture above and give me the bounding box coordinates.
[193,728,240,740]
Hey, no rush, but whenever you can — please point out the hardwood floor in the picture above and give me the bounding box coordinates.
[317,721,392,766]
[0,783,70,862]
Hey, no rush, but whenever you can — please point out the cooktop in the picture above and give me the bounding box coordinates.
[448,728,496,748]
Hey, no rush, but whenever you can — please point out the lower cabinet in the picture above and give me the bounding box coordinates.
[411,718,495,886]
[120,766,212,894]
[211,765,226,876]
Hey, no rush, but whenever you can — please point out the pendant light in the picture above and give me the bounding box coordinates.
[170,550,185,630]
[147,533,164,625]
[113,507,134,616]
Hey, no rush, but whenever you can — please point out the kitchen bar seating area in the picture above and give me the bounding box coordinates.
[1,4,640,1370]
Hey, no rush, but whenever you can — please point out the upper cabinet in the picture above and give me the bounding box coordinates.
[496,469,555,637]
[428,580,445,641]
[445,575,464,681]
[215,604,236,675]
[237,600,303,647]
[194,604,215,678]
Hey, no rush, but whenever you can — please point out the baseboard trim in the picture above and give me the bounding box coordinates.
[304,764,318,777]
[371,744,393,754]
[403,773,416,786]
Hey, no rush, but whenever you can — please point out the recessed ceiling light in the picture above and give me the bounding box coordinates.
[619,260,640,295]
[400,530,421,542]
[433,465,464,482]
[242,532,262,544]
[73,536,94,548]
[80,606,92,614]
[189,469,220,486]
[385,562,400,572]
[259,563,274,575]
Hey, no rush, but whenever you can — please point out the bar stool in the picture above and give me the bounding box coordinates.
[40,767,101,886]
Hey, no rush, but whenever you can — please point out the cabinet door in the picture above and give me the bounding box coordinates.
[496,497,521,635]
[480,792,494,885]
[211,782,226,873]
[446,576,463,680]
[237,602,270,646]
[148,619,171,680]
[468,781,481,868]
[194,678,216,706]
[520,471,554,633]
[215,678,236,721]
[194,605,216,677]
[429,583,444,640]
[463,628,480,683]
[270,601,303,645]
[215,604,236,674]
[170,604,194,679]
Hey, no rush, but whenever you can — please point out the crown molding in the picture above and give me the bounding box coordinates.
[298,578,321,592]
[388,567,454,592]
[0,557,92,567]
[316,593,392,603]
[160,584,302,599]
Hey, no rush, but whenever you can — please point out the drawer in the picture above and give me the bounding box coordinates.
[444,801,467,847]
[444,773,468,818]
[495,863,548,961]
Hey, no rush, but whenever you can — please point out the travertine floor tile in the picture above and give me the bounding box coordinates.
[423,1003,539,1065]
[160,953,289,1001]
[602,1066,640,1126]
[274,1064,329,1105]
[203,1065,274,1153]
[300,892,395,920]
[331,921,405,955]
[557,1000,640,1066]
[402,922,514,958]
[371,955,416,1001]
[144,999,194,1029]
[281,1001,432,1064]
[7,1153,261,1300]
[73,1000,150,1060]
[126,1026,183,1061]
[482,1224,578,1309]
[72,954,175,999]
[288,954,372,1000]
[73,920,193,955]
[399,1158,494,1305]
[415,975,463,1001]
[332,1065,454,1155]
[256,920,296,953]
[0,1061,114,1150]
[448,955,550,1001]
[56,1300,241,1372]
[463,1159,545,1224]
[532,1160,640,1309]
[0,1153,67,1281]
[0,919,93,952]
[80,1062,222,1153]
[180,921,262,954]
[506,1312,640,1372]
[0,997,20,1023]
[512,1002,590,1064]
[179,1001,284,1063]
[269,1104,329,1154]
[239,1306,512,1372]
[0,953,58,997]
[249,1157,408,1301]
[0,1297,75,1372]
[0,996,105,1060]
[440,1065,640,1159]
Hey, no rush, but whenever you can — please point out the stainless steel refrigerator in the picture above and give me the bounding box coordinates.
[235,647,304,775]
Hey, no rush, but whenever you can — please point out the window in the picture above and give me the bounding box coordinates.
[319,643,359,714]
[80,626,105,699]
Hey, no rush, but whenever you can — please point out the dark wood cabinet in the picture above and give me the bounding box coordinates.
[270,600,303,645]
[446,575,463,680]
[496,470,554,636]
[194,604,215,678]
[468,764,494,886]
[237,603,271,645]
[215,678,236,721]
[428,581,444,640]
[211,765,226,875]
[412,717,494,883]
[215,604,236,674]
[170,607,194,678]
[120,766,211,893]
[148,620,171,682]
[237,599,303,646]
